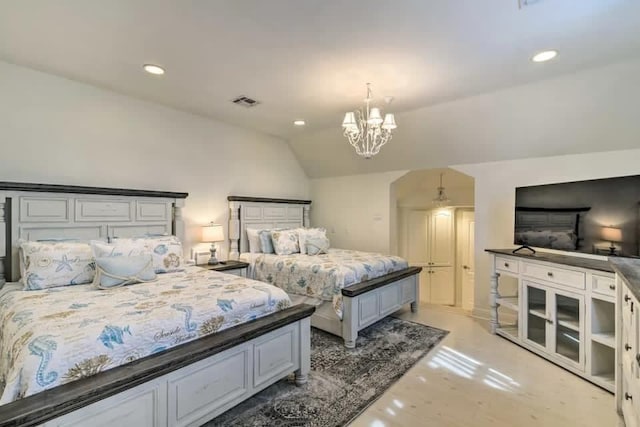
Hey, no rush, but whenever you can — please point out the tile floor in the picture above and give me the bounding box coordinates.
[349,304,622,427]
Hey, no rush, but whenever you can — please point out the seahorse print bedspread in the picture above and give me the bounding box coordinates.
[249,249,408,319]
[0,266,291,404]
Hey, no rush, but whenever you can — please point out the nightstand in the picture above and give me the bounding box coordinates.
[197,260,249,277]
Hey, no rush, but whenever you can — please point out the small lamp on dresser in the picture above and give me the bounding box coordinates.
[601,226,622,256]
[202,223,224,265]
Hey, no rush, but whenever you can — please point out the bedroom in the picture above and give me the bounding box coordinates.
[0,1,639,426]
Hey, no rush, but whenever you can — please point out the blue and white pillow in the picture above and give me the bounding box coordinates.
[259,230,276,254]
[96,236,184,274]
[305,235,330,256]
[93,254,157,289]
[297,228,327,255]
[20,240,96,290]
[271,229,300,255]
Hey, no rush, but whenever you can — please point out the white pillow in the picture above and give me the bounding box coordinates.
[298,228,327,255]
[246,228,262,253]
[20,241,95,290]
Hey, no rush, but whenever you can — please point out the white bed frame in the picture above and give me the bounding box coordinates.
[0,183,312,427]
[228,196,420,348]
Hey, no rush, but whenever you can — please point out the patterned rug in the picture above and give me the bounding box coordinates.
[206,317,448,427]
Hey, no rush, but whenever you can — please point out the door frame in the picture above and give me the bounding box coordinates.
[455,208,475,310]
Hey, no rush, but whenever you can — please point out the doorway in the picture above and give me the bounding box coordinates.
[392,168,475,309]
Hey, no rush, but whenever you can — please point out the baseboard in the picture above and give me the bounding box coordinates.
[472,307,491,320]
[471,307,516,324]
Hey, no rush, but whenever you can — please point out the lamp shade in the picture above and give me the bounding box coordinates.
[602,226,622,242]
[342,112,357,128]
[202,223,224,243]
[367,108,383,125]
[382,113,397,130]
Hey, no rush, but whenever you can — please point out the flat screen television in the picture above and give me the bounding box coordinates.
[514,175,640,257]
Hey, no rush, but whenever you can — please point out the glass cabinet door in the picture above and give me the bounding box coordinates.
[526,285,547,348]
[553,293,582,366]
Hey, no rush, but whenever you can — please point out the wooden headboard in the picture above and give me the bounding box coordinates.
[0,182,188,284]
[227,196,311,259]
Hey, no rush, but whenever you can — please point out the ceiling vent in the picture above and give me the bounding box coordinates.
[232,96,260,108]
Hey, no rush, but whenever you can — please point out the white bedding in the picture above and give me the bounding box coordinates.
[0,266,291,404]
[240,249,408,319]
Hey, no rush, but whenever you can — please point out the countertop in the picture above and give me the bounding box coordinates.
[485,248,614,273]
[610,257,640,302]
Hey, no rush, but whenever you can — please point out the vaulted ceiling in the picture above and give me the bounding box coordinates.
[1,0,639,177]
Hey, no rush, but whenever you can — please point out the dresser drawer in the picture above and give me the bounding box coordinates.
[591,274,616,298]
[522,262,585,290]
[496,256,519,274]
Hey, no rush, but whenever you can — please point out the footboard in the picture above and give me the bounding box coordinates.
[0,305,314,427]
[341,267,421,348]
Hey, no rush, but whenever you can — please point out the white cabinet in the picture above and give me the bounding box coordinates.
[488,250,616,393]
[523,281,584,370]
[406,209,454,305]
[424,267,455,305]
[618,276,640,426]
[406,208,454,267]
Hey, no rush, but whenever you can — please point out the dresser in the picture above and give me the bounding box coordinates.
[611,258,640,426]
[486,249,616,393]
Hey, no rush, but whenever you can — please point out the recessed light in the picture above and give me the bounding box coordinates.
[143,64,165,75]
[531,50,558,63]
[293,120,306,126]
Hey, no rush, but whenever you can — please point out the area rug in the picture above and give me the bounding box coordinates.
[206,317,448,427]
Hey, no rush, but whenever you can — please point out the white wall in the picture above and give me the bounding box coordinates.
[310,171,407,254]
[453,148,640,319]
[0,60,309,256]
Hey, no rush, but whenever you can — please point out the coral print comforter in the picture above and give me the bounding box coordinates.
[0,266,291,404]
[244,249,408,319]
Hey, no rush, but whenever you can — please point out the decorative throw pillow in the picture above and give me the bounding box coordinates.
[20,241,96,290]
[297,228,327,255]
[259,230,276,254]
[246,229,262,253]
[271,229,300,255]
[305,235,331,256]
[101,236,184,274]
[93,254,157,289]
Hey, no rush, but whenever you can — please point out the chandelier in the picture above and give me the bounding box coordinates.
[433,173,451,207]
[342,83,397,159]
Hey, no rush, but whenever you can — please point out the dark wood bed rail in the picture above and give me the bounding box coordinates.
[341,266,423,297]
[0,304,315,427]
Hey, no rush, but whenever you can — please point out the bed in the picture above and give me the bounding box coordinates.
[228,196,421,348]
[0,183,313,427]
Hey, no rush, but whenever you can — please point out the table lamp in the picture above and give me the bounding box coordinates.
[202,223,224,264]
[602,226,622,256]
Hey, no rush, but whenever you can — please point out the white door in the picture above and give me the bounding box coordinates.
[405,208,454,305]
[406,210,428,265]
[406,210,430,302]
[429,210,454,267]
[430,267,455,305]
[460,211,475,311]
